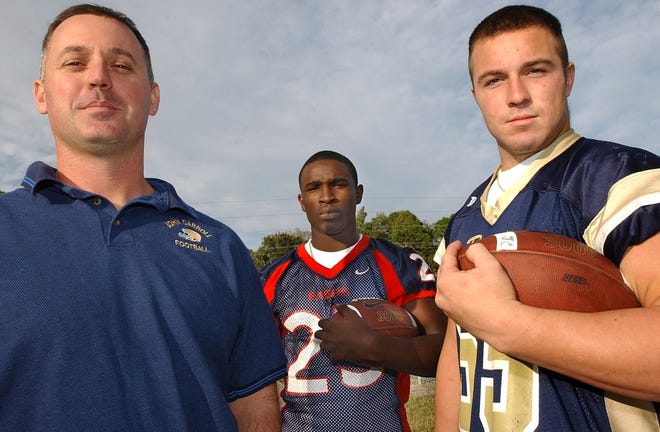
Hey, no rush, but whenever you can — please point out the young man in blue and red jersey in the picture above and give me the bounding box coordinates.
[261,150,447,432]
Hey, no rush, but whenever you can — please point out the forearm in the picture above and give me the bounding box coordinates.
[229,383,282,432]
[489,304,660,400]
[434,320,459,431]
[362,333,444,377]
[317,298,447,376]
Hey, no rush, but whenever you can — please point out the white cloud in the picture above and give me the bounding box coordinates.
[1,0,658,249]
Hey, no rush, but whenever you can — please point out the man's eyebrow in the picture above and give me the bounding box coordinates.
[57,45,89,57]
[475,68,503,83]
[109,47,138,62]
[521,58,555,69]
[475,58,556,83]
[303,179,321,188]
[55,45,137,62]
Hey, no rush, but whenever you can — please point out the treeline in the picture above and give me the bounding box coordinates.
[250,206,451,270]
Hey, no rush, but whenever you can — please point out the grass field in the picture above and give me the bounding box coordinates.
[406,395,434,432]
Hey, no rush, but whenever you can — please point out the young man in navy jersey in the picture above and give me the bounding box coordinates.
[434,5,660,431]
[0,5,285,431]
[261,150,447,432]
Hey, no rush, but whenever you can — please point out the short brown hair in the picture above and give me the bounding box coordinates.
[468,5,568,80]
[40,4,154,82]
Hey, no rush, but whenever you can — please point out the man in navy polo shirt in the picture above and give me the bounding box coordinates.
[0,4,286,431]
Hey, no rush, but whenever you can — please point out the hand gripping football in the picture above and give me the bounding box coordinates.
[457,231,640,312]
[333,298,420,337]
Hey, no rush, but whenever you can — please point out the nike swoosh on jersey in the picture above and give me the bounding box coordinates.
[355,268,370,275]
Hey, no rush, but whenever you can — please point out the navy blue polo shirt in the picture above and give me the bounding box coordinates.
[0,162,286,431]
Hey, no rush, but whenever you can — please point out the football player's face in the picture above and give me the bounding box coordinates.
[470,26,575,169]
[298,159,363,246]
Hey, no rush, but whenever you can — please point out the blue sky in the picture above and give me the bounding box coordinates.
[1,0,659,249]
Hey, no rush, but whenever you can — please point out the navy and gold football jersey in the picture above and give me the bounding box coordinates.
[439,131,660,431]
[261,236,436,432]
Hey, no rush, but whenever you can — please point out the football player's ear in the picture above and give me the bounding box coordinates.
[356,184,364,204]
[298,193,306,212]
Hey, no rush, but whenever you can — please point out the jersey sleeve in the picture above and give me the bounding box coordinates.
[260,254,294,305]
[369,238,436,307]
[585,167,660,264]
[570,142,660,264]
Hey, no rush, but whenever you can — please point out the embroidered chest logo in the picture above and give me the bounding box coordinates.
[164,218,213,253]
[179,228,202,242]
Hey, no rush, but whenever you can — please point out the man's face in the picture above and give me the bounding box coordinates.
[34,14,159,156]
[298,159,363,246]
[470,26,575,169]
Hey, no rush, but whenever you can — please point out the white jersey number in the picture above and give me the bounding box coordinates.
[283,310,383,394]
[458,325,539,431]
[410,252,435,282]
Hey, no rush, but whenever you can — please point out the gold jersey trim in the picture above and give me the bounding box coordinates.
[481,130,582,225]
[605,392,660,432]
[584,169,660,254]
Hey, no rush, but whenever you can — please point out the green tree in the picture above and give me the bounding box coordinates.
[356,206,367,233]
[251,229,309,269]
[361,210,437,268]
[432,215,452,243]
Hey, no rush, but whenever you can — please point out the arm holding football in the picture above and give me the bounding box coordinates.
[316,298,446,377]
[436,234,660,400]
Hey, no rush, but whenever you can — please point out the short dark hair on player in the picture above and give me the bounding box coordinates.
[298,150,359,187]
[40,3,154,83]
[468,5,568,80]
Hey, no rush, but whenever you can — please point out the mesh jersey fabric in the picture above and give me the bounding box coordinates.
[261,236,436,432]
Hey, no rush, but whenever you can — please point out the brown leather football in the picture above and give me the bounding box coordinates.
[333,298,420,337]
[457,231,640,312]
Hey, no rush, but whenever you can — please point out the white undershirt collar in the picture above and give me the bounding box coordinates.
[487,152,542,205]
[306,234,363,268]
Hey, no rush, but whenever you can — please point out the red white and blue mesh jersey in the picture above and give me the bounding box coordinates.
[261,236,436,432]
[439,131,660,432]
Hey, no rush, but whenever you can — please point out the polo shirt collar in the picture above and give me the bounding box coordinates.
[21,161,197,217]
